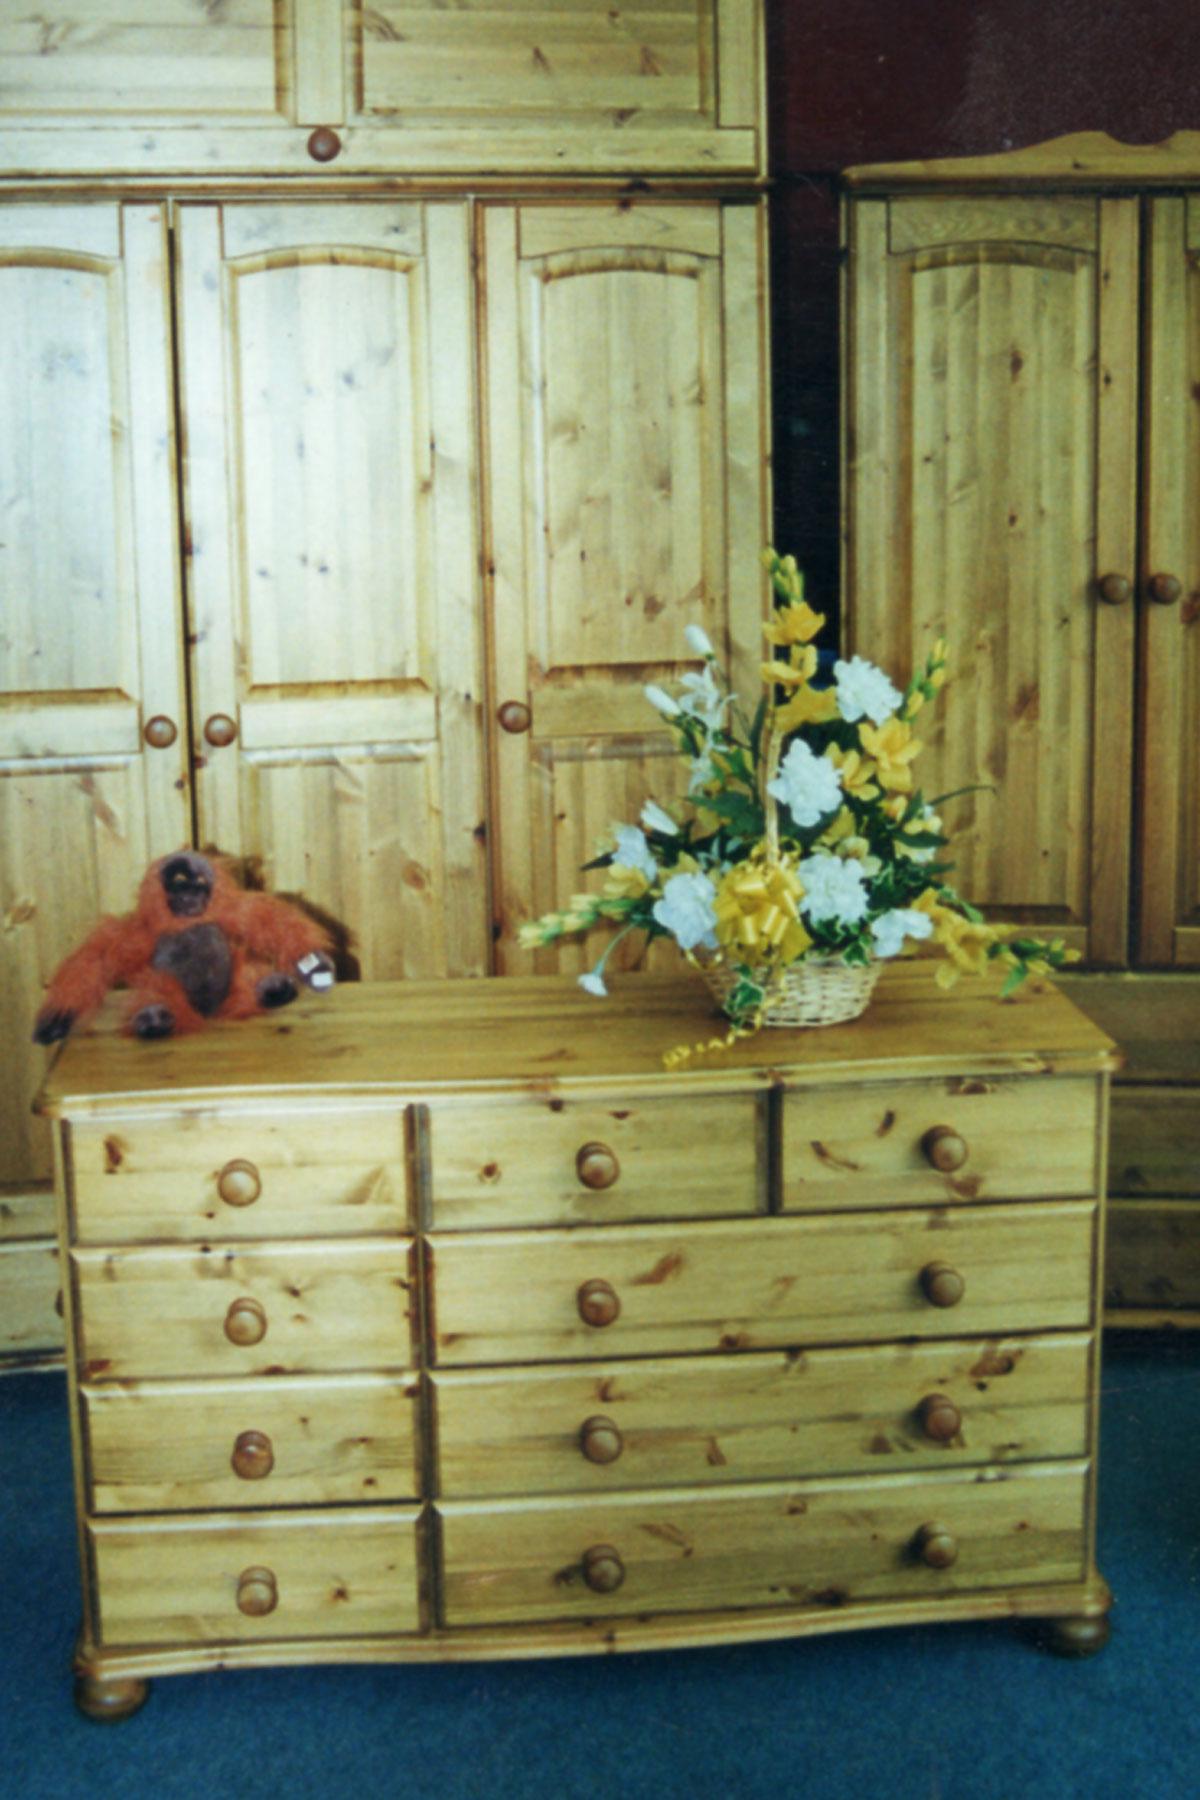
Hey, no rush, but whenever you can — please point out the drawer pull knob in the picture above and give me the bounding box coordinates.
[914,1522,959,1570]
[579,1415,624,1464]
[918,1393,962,1442]
[582,1544,626,1594]
[237,1565,279,1616]
[497,700,532,734]
[203,712,238,747]
[577,1278,621,1328]
[1147,572,1182,605]
[217,1158,262,1207]
[921,1125,968,1173]
[143,714,178,749]
[919,1261,965,1308]
[224,1296,268,1346]
[231,1429,275,1480]
[576,1142,620,1190]
[306,126,342,163]
[1096,572,1131,605]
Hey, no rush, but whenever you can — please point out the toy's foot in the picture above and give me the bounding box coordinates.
[33,1008,75,1045]
[257,973,298,1009]
[74,1673,150,1722]
[132,1004,175,1040]
[296,951,336,992]
[1034,1612,1112,1658]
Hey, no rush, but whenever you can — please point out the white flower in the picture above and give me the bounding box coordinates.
[684,623,715,659]
[644,683,681,718]
[870,908,935,959]
[640,800,679,837]
[688,754,718,795]
[677,663,729,733]
[838,836,883,878]
[577,971,608,997]
[652,870,718,952]
[610,824,658,883]
[834,655,903,725]
[797,853,869,927]
[767,740,843,826]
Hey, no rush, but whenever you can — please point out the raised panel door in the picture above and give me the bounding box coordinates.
[175,200,488,980]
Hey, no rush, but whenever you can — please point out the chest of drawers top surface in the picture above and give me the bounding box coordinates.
[37,963,1118,1117]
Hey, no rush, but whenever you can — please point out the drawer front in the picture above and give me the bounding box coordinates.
[426,1093,765,1228]
[1107,1087,1200,1198]
[438,1462,1088,1626]
[432,1333,1094,1497]
[428,1204,1097,1365]
[0,1237,61,1356]
[73,1240,414,1379]
[84,1373,421,1513]
[781,1075,1099,1211]
[89,1508,423,1646]
[69,1108,408,1243]
[1105,1200,1200,1313]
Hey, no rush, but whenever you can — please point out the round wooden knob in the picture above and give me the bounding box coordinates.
[497,700,532,734]
[236,1565,278,1616]
[921,1125,968,1173]
[231,1429,275,1480]
[579,1415,624,1465]
[1147,572,1182,605]
[576,1142,620,1190]
[203,713,238,747]
[224,1296,268,1346]
[913,1522,959,1569]
[217,1158,262,1207]
[919,1261,965,1308]
[143,715,178,749]
[581,1543,626,1593]
[577,1278,620,1328]
[1096,572,1131,605]
[306,126,342,163]
[918,1393,962,1442]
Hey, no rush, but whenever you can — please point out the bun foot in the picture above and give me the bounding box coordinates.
[74,1673,150,1722]
[1035,1613,1112,1658]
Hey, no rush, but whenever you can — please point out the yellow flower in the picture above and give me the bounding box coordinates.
[764,601,826,648]
[817,805,857,847]
[826,744,879,800]
[713,855,812,965]
[773,684,839,733]
[602,864,650,902]
[858,717,923,792]
[762,643,819,689]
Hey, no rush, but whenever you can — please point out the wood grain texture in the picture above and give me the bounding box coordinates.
[0,1238,60,1354]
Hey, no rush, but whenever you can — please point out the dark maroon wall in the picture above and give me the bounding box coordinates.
[766,0,1200,622]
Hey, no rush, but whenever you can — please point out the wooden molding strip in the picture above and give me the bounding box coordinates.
[844,131,1200,190]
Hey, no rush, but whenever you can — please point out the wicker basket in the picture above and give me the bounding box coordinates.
[699,955,883,1029]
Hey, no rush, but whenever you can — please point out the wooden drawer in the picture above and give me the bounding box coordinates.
[781,1075,1099,1211]
[0,1237,61,1357]
[428,1204,1097,1365]
[426,1092,765,1228]
[88,1508,423,1647]
[1107,1087,1200,1197]
[438,1462,1088,1626]
[84,1373,421,1514]
[432,1333,1093,1497]
[68,1108,408,1243]
[72,1240,414,1380]
[1105,1200,1200,1314]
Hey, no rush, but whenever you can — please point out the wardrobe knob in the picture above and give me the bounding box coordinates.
[919,1261,965,1308]
[579,1415,624,1465]
[1096,573,1131,605]
[143,715,178,749]
[918,1393,962,1442]
[1147,572,1182,605]
[224,1296,268,1346]
[921,1125,968,1173]
[231,1429,275,1481]
[204,713,238,747]
[497,701,532,734]
[576,1142,620,1190]
[236,1565,278,1616]
[217,1159,262,1207]
[306,126,341,163]
[581,1544,626,1593]
[913,1522,958,1569]
[577,1278,620,1328]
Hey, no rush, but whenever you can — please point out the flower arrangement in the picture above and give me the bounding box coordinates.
[519,549,1078,1052]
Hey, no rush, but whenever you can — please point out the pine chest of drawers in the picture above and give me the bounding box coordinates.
[36,964,1119,1719]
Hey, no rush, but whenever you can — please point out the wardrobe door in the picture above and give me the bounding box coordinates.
[0,203,189,1343]
[1137,195,1200,966]
[843,194,1139,965]
[482,200,771,972]
[176,201,488,980]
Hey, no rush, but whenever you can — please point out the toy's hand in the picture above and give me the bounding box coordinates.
[33,1008,76,1045]
[295,951,336,993]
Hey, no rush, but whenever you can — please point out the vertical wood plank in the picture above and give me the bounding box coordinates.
[294,0,346,125]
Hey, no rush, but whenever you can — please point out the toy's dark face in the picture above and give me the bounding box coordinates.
[161,854,215,919]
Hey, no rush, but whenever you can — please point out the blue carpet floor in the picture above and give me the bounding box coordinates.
[4,1336,1199,1800]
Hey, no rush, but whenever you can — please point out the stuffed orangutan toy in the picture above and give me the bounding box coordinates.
[33,851,336,1044]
